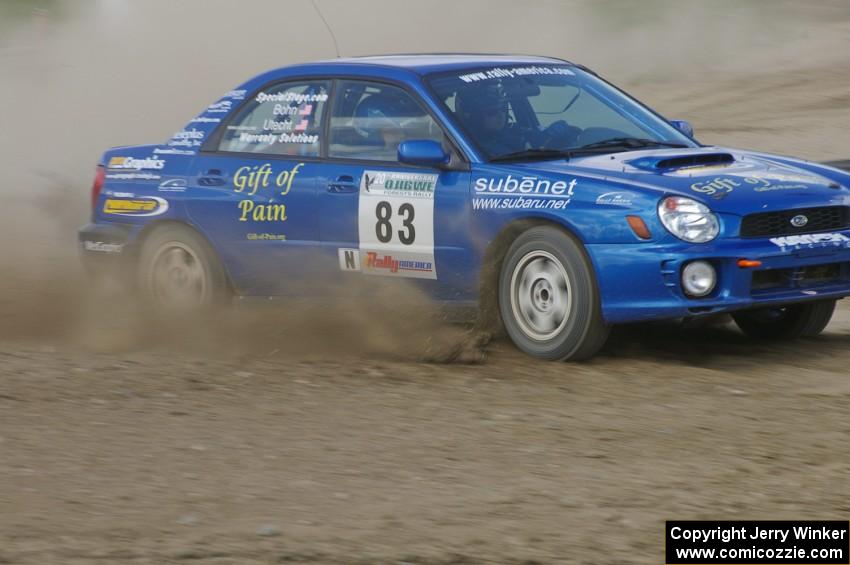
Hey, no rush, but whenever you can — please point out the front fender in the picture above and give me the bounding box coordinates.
[470,164,662,245]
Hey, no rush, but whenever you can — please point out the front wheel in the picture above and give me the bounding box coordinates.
[732,299,836,339]
[498,226,609,361]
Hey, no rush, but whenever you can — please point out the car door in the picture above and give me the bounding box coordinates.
[185,79,330,295]
[317,79,473,300]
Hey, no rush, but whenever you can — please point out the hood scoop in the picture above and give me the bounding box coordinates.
[628,152,736,172]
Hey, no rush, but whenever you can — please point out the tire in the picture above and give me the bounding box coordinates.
[498,226,609,361]
[137,224,230,316]
[732,299,836,339]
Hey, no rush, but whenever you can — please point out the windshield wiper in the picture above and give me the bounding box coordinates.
[489,148,573,163]
[571,137,688,154]
[489,138,688,162]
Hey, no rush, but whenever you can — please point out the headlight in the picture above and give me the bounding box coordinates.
[657,196,719,243]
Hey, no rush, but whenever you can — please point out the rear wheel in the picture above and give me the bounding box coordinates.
[137,224,230,315]
[732,299,836,339]
[498,226,609,361]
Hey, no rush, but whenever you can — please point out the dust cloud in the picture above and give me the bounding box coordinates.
[0,0,848,359]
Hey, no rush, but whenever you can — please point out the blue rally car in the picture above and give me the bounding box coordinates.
[80,54,850,360]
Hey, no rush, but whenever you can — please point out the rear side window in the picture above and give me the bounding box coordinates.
[328,80,444,161]
[218,80,330,156]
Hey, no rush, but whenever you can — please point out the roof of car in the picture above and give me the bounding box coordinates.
[242,54,579,97]
[307,53,573,74]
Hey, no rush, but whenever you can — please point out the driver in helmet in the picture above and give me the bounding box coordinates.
[455,83,524,157]
[455,82,576,158]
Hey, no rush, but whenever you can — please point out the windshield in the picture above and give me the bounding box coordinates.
[426,64,698,161]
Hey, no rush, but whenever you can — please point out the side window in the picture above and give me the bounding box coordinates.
[218,80,330,156]
[329,80,444,161]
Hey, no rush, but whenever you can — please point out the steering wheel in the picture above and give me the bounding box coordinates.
[539,120,577,146]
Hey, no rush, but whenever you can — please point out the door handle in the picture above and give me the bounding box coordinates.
[327,175,358,193]
[198,169,227,186]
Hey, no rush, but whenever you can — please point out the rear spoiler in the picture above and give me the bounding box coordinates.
[825,160,850,172]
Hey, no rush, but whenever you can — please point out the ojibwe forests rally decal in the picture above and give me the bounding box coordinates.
[348,170,439,279]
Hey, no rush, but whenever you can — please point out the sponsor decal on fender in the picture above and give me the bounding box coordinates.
[472,195,571,211]
[158,178,188,192]
[595,192,634,206]
[474,175,577,197]
[107,156,165,171]
[105,172,161,181]
[473,175,577,211]
[103,196,169,217]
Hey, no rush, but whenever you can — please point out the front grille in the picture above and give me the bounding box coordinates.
[751,262,844,293]
[740,206,850,238]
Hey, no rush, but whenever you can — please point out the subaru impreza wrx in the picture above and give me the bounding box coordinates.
[79,54,850,360]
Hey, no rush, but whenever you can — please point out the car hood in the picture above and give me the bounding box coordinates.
[508,146,850,215]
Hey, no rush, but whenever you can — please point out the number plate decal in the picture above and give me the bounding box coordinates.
[357,170,439,279]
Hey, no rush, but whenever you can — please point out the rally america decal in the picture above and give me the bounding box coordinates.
[354,171,439,279]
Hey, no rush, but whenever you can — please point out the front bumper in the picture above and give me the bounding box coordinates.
[589,232,850,323]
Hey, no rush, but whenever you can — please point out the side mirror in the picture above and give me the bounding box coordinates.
[670,119,694,137]
[398,140,449,168]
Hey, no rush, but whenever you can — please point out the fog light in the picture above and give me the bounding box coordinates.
[681,261,716,297]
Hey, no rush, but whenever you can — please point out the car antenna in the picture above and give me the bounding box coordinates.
[310,0,341,58]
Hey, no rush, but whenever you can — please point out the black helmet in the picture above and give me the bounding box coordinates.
[455,82,509,120]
